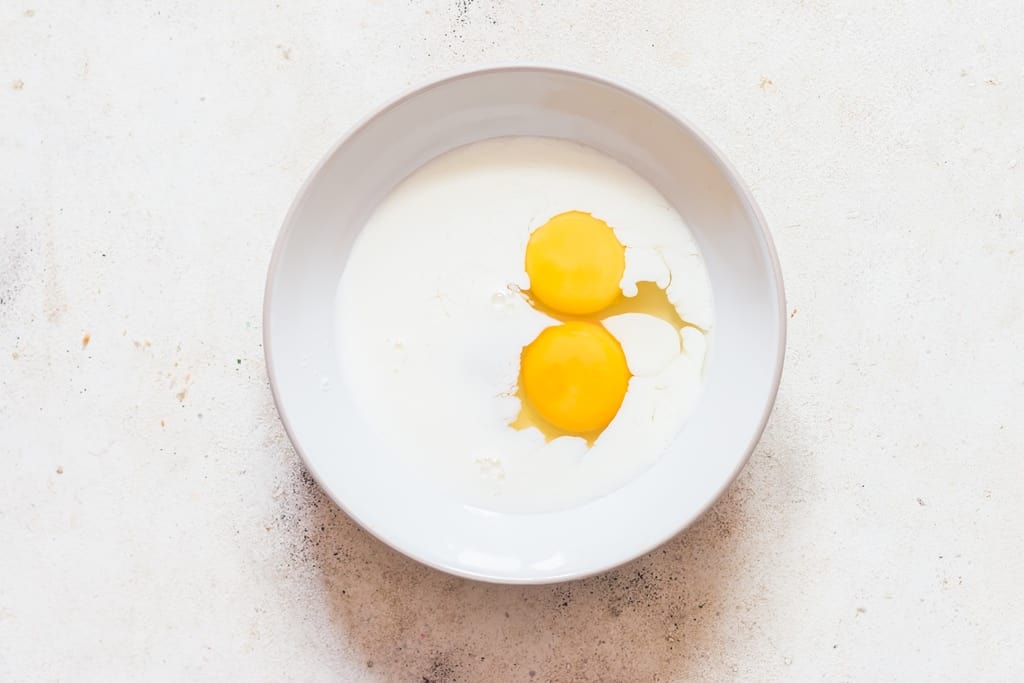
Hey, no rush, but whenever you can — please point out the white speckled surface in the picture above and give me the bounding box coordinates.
[2,1,1023,680]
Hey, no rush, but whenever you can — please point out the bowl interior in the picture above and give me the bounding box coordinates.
[264,67,785,583]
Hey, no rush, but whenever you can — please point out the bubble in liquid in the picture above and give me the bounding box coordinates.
[491,290,512,310]
[492,284,523,311]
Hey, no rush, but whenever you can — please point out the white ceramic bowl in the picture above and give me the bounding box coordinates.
[264,66,785,584]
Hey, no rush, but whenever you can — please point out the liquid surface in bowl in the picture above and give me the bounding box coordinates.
[335,137,713,513]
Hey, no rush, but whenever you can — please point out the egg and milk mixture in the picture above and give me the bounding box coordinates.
[336,137,713,513]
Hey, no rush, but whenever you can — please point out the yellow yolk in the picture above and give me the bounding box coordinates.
[519,321,630,434]
[525,211,626,315]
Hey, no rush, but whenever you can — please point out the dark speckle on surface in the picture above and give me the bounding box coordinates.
[454,0,474,23]
[281,462,757,682]
[299,467,317,491]
[423,652,459,682]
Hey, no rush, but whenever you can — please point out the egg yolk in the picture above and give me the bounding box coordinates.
[525,211,626,315]
[519,321,630,434]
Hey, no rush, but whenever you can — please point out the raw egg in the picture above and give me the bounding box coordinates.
[525,211,625,315]
[516,210,693,440]
[519,321,630,434]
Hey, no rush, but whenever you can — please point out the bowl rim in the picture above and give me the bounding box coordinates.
[263,64,787,583]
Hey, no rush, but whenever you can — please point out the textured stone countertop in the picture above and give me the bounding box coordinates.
[2,1,1022,680]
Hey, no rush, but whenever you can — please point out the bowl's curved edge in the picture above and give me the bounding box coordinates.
[262,64,787,585]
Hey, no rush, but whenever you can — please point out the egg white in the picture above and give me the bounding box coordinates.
[336,137,714,513]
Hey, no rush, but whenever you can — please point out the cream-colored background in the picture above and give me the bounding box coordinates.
[2,1,1022,680]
